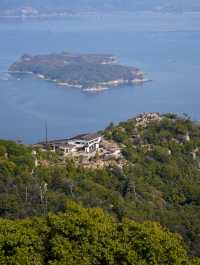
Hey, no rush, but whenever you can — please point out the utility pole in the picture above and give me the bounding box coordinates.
[40,182,48,216]
[45,121,48,149]
[25,186,28,202]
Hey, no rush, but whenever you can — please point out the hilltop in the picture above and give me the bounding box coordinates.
[0,113,200,256]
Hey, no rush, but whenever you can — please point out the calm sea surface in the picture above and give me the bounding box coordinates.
[0,12,200,143]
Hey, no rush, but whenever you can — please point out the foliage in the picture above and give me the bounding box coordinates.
[0,203,198,265]
[0,114,200,257]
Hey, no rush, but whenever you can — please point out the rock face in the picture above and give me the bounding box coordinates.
[9,52,146,91]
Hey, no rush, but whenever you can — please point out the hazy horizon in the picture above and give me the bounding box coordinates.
[1,0,200,13]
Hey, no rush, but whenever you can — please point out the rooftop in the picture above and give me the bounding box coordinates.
[35,133,101,147]
[70,133,100,141]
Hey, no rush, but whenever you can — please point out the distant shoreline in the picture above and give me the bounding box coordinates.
[1,11,200,21]
[8,70,150,92]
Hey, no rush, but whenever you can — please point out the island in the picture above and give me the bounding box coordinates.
[8,52,146,91]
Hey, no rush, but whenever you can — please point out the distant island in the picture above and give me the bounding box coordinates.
[1,1,200,17]
[9,52,146,91]
[0,6,88,19]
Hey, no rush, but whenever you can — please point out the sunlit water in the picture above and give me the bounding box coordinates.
[0,12,200,143]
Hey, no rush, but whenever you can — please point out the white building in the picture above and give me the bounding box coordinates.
[37,133,102,155]
[68,133,102,153]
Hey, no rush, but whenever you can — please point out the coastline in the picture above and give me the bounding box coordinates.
[8,70,149,91]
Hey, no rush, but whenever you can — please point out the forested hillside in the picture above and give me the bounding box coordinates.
[0,113,200,257]
[9,53,142,90]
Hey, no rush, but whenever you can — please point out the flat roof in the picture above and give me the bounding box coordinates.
[36,133,101,146]
[70,133,100,141]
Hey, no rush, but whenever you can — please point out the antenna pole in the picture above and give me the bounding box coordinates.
[45,121,48,148]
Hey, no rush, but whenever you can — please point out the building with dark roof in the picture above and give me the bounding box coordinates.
[36,133,102,155]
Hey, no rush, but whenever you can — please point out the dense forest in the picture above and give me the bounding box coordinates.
[0,113,200,259]
[1,202,199,265]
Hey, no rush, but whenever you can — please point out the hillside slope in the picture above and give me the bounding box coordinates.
[0,113,200,256]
